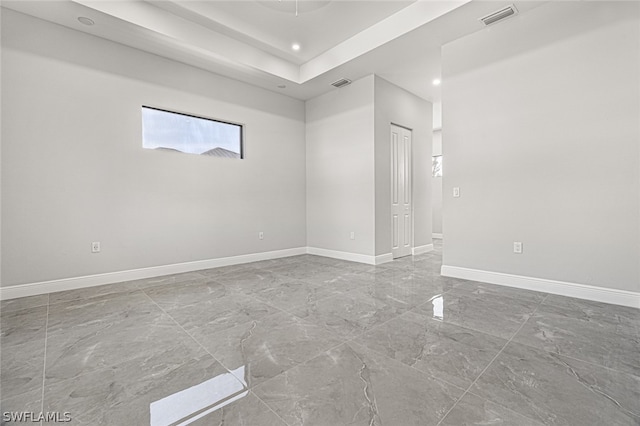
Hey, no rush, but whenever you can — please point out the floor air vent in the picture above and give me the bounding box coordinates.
[480,5,518,26]
[331,78,352,88]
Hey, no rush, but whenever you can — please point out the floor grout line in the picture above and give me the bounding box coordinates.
[435,294,550,426]
[39,294,50,416]
[246,282,457,425]
[488,294,640,378]
[246,318,369,394]
[138,291,231,371]
[247,279,447,391]
[241,280,344,317]
[32,295,190,390]
[127,284,289,425]
[28,289,255,404]
[249,389,293,426]
[140,276,348,426]
[138,286,298,426]
[136,289,289,424]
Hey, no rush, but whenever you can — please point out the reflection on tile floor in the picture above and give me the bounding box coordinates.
[1,241,639,425]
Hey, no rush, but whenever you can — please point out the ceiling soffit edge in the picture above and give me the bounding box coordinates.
[70,0,470,85]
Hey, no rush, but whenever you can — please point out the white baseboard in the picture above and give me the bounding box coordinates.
[432,233,443,239]
[0,247,307,301]
[374,253,394,265]
[412,244,434,256]
[441,265,640,309]
[306,247,392,265]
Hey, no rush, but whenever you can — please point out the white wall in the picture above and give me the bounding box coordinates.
[1,10,307,287]
[432,102,442,130]
[442,1,639,293]
[374,76,432,255]
[432,129,442,236]
[306,76,376,256]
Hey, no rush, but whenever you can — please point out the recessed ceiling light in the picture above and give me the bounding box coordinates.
[433,79,441,86]
[291,43,301,51]
[77,17,95,26]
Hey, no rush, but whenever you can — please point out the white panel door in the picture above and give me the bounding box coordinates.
[390,124,412,259]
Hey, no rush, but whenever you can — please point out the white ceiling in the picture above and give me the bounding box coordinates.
[2,0,548,102]
[151,1,417,63]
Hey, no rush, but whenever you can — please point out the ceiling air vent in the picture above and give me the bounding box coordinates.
[480,5,518,26]
[331,78,352,88]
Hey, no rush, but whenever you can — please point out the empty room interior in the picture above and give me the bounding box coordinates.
[1,0,639,425]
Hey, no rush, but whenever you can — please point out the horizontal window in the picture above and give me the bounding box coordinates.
[142,106,243,159]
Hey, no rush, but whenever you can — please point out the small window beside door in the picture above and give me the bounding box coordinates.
[141,106,243,159]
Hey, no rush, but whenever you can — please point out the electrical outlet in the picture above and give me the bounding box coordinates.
[453,187,460,198]
[259,232,264,240]
[91,242,101,253]
[350,232,355,240]
[513,242,523,254]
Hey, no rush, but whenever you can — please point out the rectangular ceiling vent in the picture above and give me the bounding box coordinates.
[331,78,352,88]
[480,5,518,26]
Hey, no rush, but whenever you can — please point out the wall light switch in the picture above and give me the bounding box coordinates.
[259,232,264,240]
[453,187,460,198]
[350,232,355,240]
[513,242,523,254]
[91,242,101,253]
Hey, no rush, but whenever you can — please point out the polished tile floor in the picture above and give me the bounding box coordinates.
[1,242,639,425]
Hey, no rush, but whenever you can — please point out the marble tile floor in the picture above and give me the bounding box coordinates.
[1,243,638,425]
